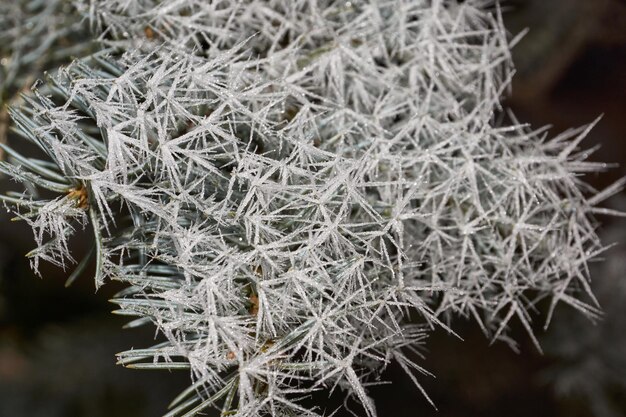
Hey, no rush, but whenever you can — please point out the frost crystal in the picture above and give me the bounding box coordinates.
[1,1,620,416]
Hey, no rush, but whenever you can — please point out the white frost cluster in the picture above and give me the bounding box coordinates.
[2,1,618,416]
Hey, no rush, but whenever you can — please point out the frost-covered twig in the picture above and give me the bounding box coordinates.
[0,1,621,416]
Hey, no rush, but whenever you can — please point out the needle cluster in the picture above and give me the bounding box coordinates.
[0,1,619,416]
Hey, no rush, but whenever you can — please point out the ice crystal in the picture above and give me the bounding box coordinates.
[1,1,621,416]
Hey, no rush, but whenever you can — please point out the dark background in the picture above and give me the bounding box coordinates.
[1,1,625,416]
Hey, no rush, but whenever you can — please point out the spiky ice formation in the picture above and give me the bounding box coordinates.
[1,1,620,416]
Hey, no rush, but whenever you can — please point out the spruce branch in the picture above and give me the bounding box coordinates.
[0,1,623,416]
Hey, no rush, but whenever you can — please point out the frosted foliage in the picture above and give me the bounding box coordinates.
[0,0,91,99]
[2,1,618,416]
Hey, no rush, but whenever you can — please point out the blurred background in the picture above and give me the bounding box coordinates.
[0,0,625,416]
